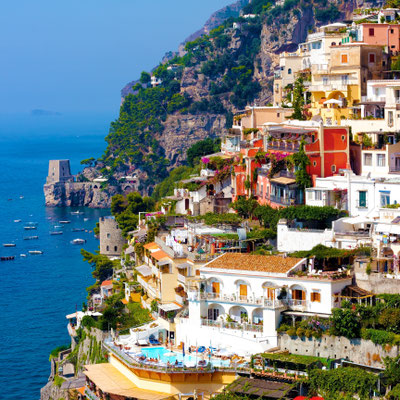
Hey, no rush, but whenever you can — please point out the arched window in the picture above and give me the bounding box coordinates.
[114,246,118,252]
[106,245,109,251]
[288,68,292,75]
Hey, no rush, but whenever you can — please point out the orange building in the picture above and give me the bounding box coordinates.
[232,122,350,208]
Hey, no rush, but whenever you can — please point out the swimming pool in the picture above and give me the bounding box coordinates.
[140,346,231,368]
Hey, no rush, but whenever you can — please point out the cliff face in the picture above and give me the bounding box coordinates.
[44,182,121,208]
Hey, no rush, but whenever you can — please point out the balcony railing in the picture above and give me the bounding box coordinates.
[287,299,309,310]
[201,318,263,332]
[177,273,187,285]
[269,195,298,206]
[190,292,284,308]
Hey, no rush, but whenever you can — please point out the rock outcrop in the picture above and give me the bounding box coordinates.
[44,182,121,208]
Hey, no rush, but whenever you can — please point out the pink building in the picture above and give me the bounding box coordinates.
[360,23,400,53]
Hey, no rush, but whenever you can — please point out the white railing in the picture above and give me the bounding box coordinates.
[201,319,263,333]
[190,292,284,308]
[177,274,187,285]
[287,299,309,310]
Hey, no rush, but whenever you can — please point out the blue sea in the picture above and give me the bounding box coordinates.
[0,113,114,399]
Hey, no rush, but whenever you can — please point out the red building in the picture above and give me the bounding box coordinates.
[232,123,350,208]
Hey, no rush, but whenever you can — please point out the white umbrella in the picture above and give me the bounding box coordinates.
[324,98,342,105]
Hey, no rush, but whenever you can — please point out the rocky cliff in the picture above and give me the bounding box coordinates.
[44,182,121,208]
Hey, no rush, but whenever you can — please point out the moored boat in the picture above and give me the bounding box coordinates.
[3,243,16,247]
[72,228,85,232]
[24,236,39,240]
[71,238,86,245]
[24,226,37,230]
[28,250,43,255]
[50,231,63,235]
[1,256,15,261]
[59,220,71,224]
[14,219,22,223]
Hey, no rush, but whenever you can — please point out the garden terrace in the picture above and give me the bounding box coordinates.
[227,377,298,400]
[255,353,329,372]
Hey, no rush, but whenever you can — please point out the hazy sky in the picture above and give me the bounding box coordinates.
[0,0,234,115]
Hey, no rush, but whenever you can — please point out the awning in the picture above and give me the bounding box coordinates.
[151,250,169,261]
[143,242,159,250]
[157,259,171,266]
[158,303,182,312]
[84,363,173,399]
[270,176,296,185]
[324,98,342,105]
[136,265,152,277]
[176,262,191,269]
[375,223,400,234]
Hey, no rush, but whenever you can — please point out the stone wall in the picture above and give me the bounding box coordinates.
[355,271,400,294]
[278,333,399,369]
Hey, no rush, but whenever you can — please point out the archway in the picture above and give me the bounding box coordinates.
[262,281,278,300]
[207,304,224,321]
[234,279,251,299]
[290,284,306,304]
[229,305,248,323]
[207,277,223,295]
[252,308,263,325]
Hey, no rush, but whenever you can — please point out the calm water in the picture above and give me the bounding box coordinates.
[0,114,113,399]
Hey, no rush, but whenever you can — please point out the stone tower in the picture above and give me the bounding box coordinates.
[46,160,73,184]
[99,216,125,257]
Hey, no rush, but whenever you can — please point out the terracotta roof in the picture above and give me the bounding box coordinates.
[101,280,113,287]
[143,242,159,250]
[204,253,304,274]
[151,250,170,261]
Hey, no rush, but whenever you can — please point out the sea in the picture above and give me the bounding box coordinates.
[0,113,114,399]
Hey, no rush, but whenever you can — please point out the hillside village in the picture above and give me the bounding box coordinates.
[43,3,400,400]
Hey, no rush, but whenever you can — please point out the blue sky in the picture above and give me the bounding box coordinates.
[0,0,234,115]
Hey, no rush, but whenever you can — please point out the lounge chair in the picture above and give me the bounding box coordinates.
[197,346,206,353]
[149,337,160,345]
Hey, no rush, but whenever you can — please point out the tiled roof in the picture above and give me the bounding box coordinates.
[143,242,159,250]
[204,253,304,274]
[151,250,170,261]
[101,280,113,287]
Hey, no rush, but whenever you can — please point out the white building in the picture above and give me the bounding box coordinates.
[176,253,351,355]
[306,170,400,217]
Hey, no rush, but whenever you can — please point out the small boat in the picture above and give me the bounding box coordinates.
[1,256,15,261]
[71,211,84,215]
[3,243,16,247]
[59,220,71,224]
[20,196,24,199]
[27,222,38,225]
[14,219,22,223]
[28,250,43,255]
[84,218,89,221]
[71,238,86,245]
[24,236,39,240]
[54,225,62,229]
[20,254,26,257]
[50,231,63,235]
[24,226,37,230]
[72,228,85,232]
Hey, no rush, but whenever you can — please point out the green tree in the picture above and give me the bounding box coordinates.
[289,77,306,120]
[139,71,151,84]
[231,196,259,219]
[330,308,361,339]
[80,157,96,167]
[81,250,114,283]
[186,137,221,167]
[292,141,312,189]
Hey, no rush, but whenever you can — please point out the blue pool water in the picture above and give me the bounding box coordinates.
[0,113,113,399]
[140,347,231,368]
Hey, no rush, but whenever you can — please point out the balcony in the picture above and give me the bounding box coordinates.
[287,299,309,311]
[177,273,187,285]
[201,318,263,333]
[190,291,284,308]
[137,276,160,299]
[269,195,298,206]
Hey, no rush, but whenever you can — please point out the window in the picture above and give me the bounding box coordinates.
[364,153,372,166]
[342,75,349,85]
[331,165,336,173]
[358,191,367,208]
[313,161,317,167]
[369,53,376,64]
[377,154,386,167]
[323,76,329,85]
[208,308,219,321]
[369,28,375,36]
[341,54,348,64]
[239,284,248,297]
[277,113,280,117]
[288,68,292,74]
[341,135,345,141]
[107,233,110,238]
[212,281,220,294]
[311,292,321,302]
[380,191,390,207]
[389,111,394,127]
[315,190,322,201]
[391,29,394,34]
[106,245,109,251]
[307,190,313,200]
[292,289,305,301]
[114,246,118,252]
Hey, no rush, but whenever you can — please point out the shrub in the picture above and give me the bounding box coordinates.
[296,327,305,337]
[287,327,297,337]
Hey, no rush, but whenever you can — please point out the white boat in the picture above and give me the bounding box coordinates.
[71,238,86,245]
[20,254,26,257]
[71,211,84,215]
[24,226,37,230]
[84,218,89,221]
[24,236,39,240]
[3,243,16,247]
[20,196,24,199]
[59,220,71,224]
[50,231,63,235]
[29,250,43,255]
[14,219,22,223]
[54,225,62,229]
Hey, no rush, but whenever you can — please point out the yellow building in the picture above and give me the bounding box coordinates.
[309,43,385,125]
